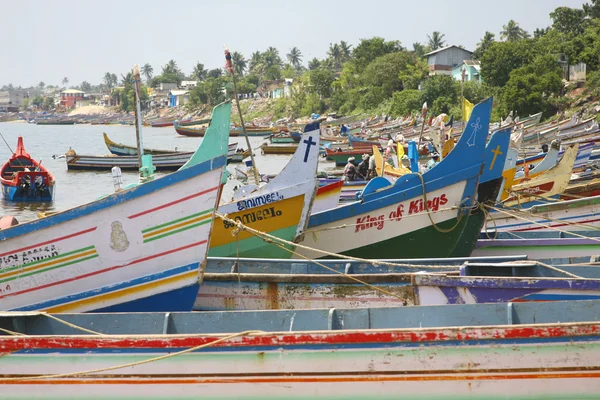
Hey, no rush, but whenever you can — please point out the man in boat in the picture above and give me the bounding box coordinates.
[344,157,358,182]
[384,139,396,159]
[339,124,349,136]
[541,144,549,153]
[426,152,440,171]
[368,152,376,179]
[357,154,370,180]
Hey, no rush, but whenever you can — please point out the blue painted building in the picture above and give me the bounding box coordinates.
[452,60,483,83]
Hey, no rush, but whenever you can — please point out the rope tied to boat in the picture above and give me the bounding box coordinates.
[415,172,465,234]
[0,330,265,381]
[215,212,463,270]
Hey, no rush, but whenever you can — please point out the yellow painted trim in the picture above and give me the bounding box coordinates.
[44,270,199,313]
[143,213,212,239]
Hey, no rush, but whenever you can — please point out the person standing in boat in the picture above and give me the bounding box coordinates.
[426,152,440,171]
[344,157,358,182]
[357,154,370,180]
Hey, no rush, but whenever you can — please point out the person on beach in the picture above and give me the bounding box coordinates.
[344,157,357,182]
[357,154,370,180]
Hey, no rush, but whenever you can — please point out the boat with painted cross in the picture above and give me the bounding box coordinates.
[208,124,320,258]
[0,101,232,313]
[2,299,600,398]
[294,98,494,259]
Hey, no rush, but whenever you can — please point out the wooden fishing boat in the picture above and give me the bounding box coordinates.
[67,141,238,171]
[2,300,600,398]
[175,121,274,137]
[208,127,321,258]
[103,133,178,156]
[35,118,76,125]
[325,148,373,166]
[260,143,298,154]
[486,194,600,233]
[503,143,579,207]
[174,122,206,137]
[230,148,251,163]
[0,137,55,202]
[295,98,494,259]
[269,133,296,144]
[472,230,600,261]
[414,261,600,306]
[178,118,210,126]
[194,255,525,311]
[150,118,190,128]
[229,125,275,136]
[0,102,231,313]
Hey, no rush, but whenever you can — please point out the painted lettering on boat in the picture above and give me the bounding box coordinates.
[0,245,59,270]
[354,194,448,233]
[237,192,284,211]
[408,194,448,214]
[223,207,283,229]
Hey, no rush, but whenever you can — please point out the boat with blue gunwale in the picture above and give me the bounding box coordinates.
[0,101,232,313]
[2,299,600,398]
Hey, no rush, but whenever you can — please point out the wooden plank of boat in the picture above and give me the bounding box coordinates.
[2,299,600,397]
[0,136,55,202]
[296,98,494,260]
[209,127,321,258]
[0,101,232,313]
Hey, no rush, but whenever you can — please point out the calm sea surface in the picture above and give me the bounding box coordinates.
[0,121,339,223]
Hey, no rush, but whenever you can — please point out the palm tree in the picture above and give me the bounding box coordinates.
[38,81,45,89]
[500,20,530,42]
[473,32,495,59]
[339,41,352,62]
[121,71,133,85]
[111,73,118,88]
[162,59,180,75]
[103,72,114,89]
[231,52,247,76]
[141,63,154,82]
[427,32,446,51]
[412,42,427,57]
[263,47,281,68]
[286,47,303,69]
[62,77,69,87]
[327,43,343,69]
[192,62,207,81]
[308,58,321,71]
[249,51,263,71]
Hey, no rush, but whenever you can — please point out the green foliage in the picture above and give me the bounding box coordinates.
[398,58,428,90]
[472,32,495,60]
[80,81,91,92]
[462,82,497,104]
[427,31,446,51]
[361,52,414,97]
[420,75,458,113]
[389,90,422,117]
[308,58,321,70]
[352,37,402,72]
[550,7,587,36]
[44,96,55,110]
[189,77,226,107]
[480,40,539,87]
[500,19,530,42]
[501,55,564,117]
[585,69,600,96]
[310,68,334,98]
[32,96,44,108]
[583,0,600,18]
[264,66,281,80]
[359,87,385,110]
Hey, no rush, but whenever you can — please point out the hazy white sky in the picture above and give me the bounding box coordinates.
[0,0,589,87]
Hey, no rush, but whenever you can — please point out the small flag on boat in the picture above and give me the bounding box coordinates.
[421,102,427,119]
[462,98,474,122]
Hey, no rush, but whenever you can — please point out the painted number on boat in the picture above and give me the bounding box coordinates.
[0,245,59,271]
[237,192,284,211]
[223,207,283,229]
[355,194,448,233]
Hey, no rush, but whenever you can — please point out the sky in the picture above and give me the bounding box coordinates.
[0,0,590,88]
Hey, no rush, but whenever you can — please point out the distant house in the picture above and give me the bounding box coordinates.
[180,81,198,89]
[259,80,285,99]
[169,90,189,107]
[425,45,473,76]
[452,60,482,83]
[60,89,85,109]
[0,90,26,111]
[159,82,178,91]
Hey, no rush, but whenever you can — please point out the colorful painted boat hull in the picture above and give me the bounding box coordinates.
[0,102,231,313]
[2,300,600,398]
[297,98,494,260]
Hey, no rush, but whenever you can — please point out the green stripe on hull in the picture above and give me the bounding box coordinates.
[332,216,470,259]
[208,226,298,258]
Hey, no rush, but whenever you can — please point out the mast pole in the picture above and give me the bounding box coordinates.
[225,47,260,184]
[132,65,145,177]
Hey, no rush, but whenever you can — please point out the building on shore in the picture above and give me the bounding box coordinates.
[452,60,482,83]
[0,90,27,111]
[168,90,190,107]
[60,89,85,109]
[425,45,473,76]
